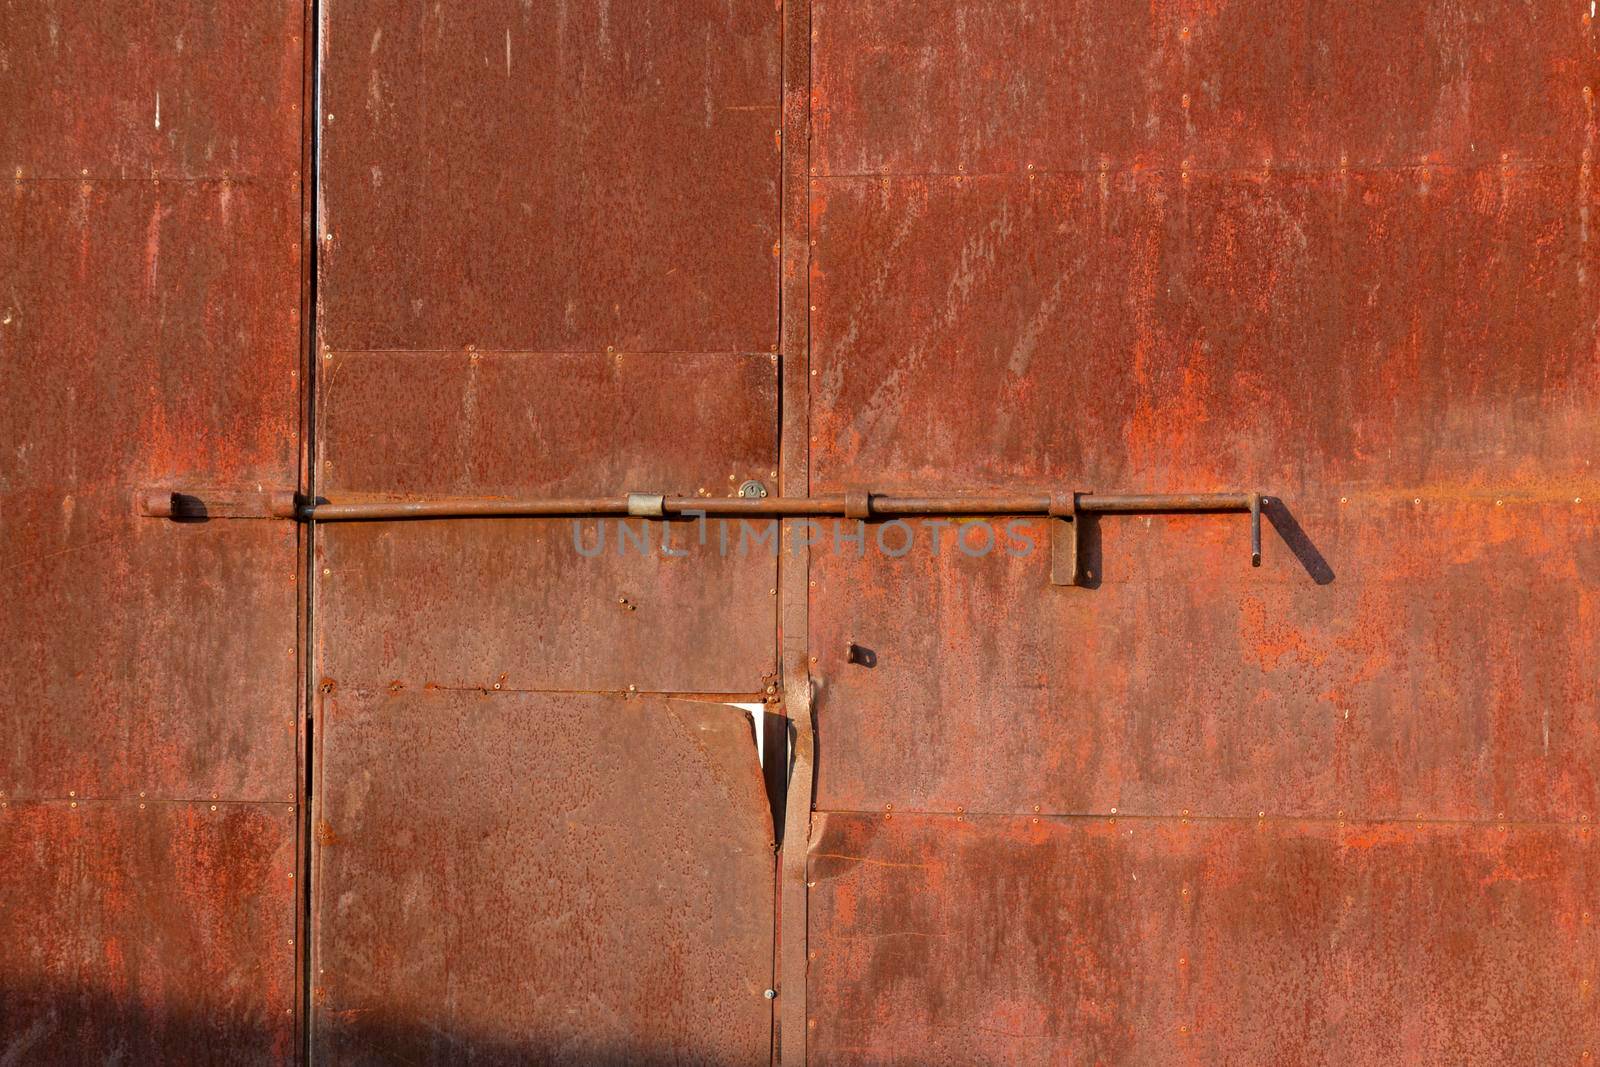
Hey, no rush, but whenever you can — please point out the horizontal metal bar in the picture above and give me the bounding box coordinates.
[290,491,1261,522]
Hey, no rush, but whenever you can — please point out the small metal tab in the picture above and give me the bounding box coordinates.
[738,479,769,499]
[626,492,666,518]
[1049,492,1081,586]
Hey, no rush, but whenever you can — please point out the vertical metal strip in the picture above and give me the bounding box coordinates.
[776,0,814,1062]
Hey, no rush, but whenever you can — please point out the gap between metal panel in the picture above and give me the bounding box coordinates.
[300,0,322,1061]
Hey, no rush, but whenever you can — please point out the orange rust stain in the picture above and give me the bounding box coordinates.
[1238,594,1327,672]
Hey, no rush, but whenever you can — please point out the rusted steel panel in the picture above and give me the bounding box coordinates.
[809,502,1599,820]
[0,800,297,1065]
[312,689,774,1065]
[318,517,776,694]
[809,168,1599,497]
[812,0,1591,175]
[805,160,1599,821]
[0,0,304,179]
[318,0,780,353]
[317,351,778,497]
[807,812,1600,1065]
[314,349,779,694]
[0,179,301,800]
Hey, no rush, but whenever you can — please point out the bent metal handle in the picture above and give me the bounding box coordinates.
[139,487,1265,584]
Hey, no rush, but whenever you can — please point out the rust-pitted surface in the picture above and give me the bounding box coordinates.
[314,349,779,694]
[318,0,780,353]
[317,516,777,694]
[312,689,774,1065]
[803,3,1600,1063]
[0,0,303,179]
[0,170,301,801]
[317,351,778,498]
[812,0,1592,175]
[805,158,1600,821]
[1,1,305,1061]
[0,801,297,1065]
[808,812,1600,1066]
[809,169,1598,496]
[810,500,1600,819]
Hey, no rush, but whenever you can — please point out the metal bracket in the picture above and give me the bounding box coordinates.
[1050,490,1263,586]
[1048,492,1081,586]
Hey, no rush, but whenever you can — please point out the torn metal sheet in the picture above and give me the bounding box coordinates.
[312,689,774,1065]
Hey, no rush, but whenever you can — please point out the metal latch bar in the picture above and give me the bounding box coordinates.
[139,487,1265,580]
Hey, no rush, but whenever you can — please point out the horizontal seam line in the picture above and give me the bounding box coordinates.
[812,160,1582,180]
[814,808,1593,828]
[9,175,294,184]
[322,349,777,357]
[327,684,775,699]
[1,796,296,807]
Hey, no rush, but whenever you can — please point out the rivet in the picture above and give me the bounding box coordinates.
[1577,497,1584,504]
[1258,810,1265,818]
[70,802,77,808]
[628,684,637,692]
[764,988,777,999]
[138,803,145,810]
[809,950,817,960]
[770,470,778,478]
[1033,805,1041,813]
[1110,807,1118,815]
[322,568,331,576]
[1414,498,1421,505]
[210,805,217,812]
[1339,496,1347,504]
[770,588,778,596]
[69,791,76,798]
[1496,499,1503,506]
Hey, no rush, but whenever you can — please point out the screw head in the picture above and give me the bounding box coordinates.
[763,988,777,1000]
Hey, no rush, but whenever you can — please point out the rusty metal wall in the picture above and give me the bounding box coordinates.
[0,1,308,1062]
[801,0,1600,1062]
[312,1,784,1062]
